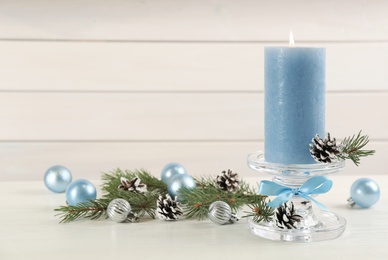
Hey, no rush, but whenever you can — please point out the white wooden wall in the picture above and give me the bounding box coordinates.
[1,0,387,181]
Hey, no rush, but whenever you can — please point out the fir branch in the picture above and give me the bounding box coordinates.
[243,197,274,223]
[101,188,161,218]
[101,168,167,218]
[101,168,167,192]
[179,176,267,221]
[338,131,375,166]
[54,168,273,224]
[55,168,167,223]
[54,198,110,223]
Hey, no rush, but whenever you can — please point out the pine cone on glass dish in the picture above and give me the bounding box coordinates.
[310,133,342,163]
[274,202,303,229]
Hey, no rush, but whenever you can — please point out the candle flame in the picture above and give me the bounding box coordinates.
[289,31,295,46]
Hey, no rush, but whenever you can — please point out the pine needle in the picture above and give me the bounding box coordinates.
[179,176,269,223]
[243,197,274,223]
[338,131,375,166]
[54,198,110,223]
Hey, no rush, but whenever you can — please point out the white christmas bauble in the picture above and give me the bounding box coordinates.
[208,201,238,225]
[107,199,132,223]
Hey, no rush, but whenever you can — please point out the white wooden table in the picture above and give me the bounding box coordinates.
[1,174,387,260]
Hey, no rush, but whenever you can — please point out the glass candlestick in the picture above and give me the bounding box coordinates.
[247,151,346,242]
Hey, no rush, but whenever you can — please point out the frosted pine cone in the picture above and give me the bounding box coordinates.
[216,169,240,193]
[275,202,303,229]
[310,133,342,163]
[156,194,183,221]
[118,177,147,193]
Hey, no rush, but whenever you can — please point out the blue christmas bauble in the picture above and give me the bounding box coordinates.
[167,174,196,200]
[161,162,188,184]
[350,178,380,208]
[44,165,72,193]
[66,179,97,206]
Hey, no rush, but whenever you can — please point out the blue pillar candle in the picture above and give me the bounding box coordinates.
[264,47,325,164]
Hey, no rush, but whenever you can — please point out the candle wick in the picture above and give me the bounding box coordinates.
[289,31,295,46]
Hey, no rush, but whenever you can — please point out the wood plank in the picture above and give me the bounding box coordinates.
[0,92,386,140]
[1,41,388,92]
[0,141,384,181]
[0,92,261,141]
[0,0,387,41]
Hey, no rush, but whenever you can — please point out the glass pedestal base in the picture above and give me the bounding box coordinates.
[247,209,346,242]
[247,151,346,242]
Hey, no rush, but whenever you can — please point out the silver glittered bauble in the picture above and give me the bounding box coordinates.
[167,174,196,199]
[44,165,72,193]
[208,201,239,225]
[161,162,188,184]
[107,198,139,223]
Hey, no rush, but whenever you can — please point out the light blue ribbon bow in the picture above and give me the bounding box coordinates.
[259,176,333,211]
